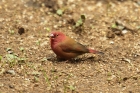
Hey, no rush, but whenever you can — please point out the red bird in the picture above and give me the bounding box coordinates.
[50,31,103,60]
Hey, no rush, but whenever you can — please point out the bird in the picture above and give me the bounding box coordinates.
[50,31,103,60]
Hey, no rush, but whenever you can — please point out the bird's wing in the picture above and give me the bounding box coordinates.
[60,37,89,54]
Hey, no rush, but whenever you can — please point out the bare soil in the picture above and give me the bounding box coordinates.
[0,0,140,93]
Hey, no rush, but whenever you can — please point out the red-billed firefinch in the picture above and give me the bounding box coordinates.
[50,31,103,60]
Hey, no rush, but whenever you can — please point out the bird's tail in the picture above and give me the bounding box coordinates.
[88,48,104,55]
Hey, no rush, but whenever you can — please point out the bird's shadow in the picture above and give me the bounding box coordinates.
[47,56,103,64]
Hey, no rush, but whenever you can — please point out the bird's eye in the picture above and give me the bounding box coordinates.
[56,34,59,36]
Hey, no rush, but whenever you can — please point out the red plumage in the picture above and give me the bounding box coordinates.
[50,31,103,60]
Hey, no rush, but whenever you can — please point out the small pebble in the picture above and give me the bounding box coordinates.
[8,51,13,54]
[6,70,16,75]
[53,25,58,29]
[9,84,14,88]
[0,83,4,87]
[122,58,131,63]
[110,41,114,44]
[122,30,128,34]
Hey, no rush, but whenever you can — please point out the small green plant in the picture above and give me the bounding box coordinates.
[107,72,112,76]
[6,54,18,66]
[43,71,51,87]
[41,57,48,62]
[34,76,39,82]
[45,27,50,32]
[56,9,64,16]
[68,85,75,91]
[8,29,15,35]
[75,15,85,27]
[62,73,74,93]
[0,56,2,61]
[18,57,26,63]
[19,47,24,52]
[111,23,117,28]
[36,40,41,46]
[63,79,68,93]
[107,77,112,81]
[6,54,26,67]
[73,15,86,33]
[19,47,27,62]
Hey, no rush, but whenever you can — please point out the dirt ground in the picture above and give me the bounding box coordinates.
[0,0,140,93]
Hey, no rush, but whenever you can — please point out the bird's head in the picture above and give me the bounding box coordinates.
[50,31,66,44]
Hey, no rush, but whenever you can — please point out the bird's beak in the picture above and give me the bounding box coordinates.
[49,34,54,38]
